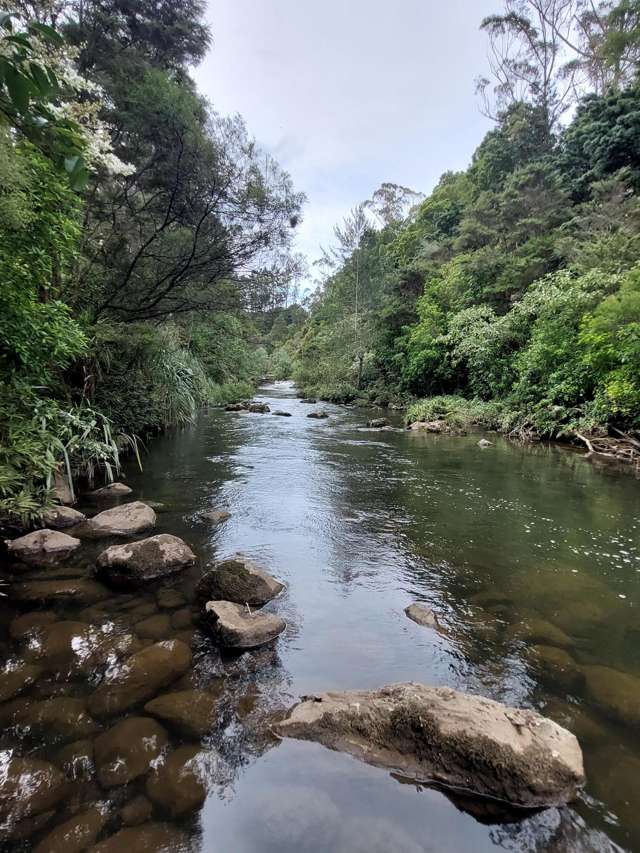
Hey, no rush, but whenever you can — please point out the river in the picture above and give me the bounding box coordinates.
[1,381,639,852]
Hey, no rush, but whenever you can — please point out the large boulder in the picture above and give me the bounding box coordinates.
[275,683,585,809]
[33,805,110,853]
[205,601,286,649]
[144,689,219,738]
[0,755,68,827]
[196,555,284,607]
[42,506,86,529]
[86,501,156,537]
[9,579,110,606]
[145,745,208,817]
[88,640,192,718]
[94,716,169,787]
[97,534,195,586]
[5,530,80,566]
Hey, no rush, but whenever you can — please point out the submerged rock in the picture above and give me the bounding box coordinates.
[91,823,189,853]
[273,410,292,417]
[196,555,284,607]
[9,611,57,641]
[505,613,573,649]
[120,794,153,827]
[33,804,110,853]
[89,482,132,499]
[583,664,640,728]
[5,530,80,566]
[275,683,585,809]
[307,411,329,419]
[368,418,389,428]
[0,662,42,702]
[86,501,156,537]
[10,697,100,742]
[97,534,195,586]
[199,509,231,525]
[94,716,168,787]
[54,739,95,780]
[144,689,219,738]
[88,639,192,718]
[528,645,584,691]
[42,506,86,529]
[156,588,186,609]
[404,603,445,633]
[135,613,172,640]
[0,755,68,826]
[10,579,110,606]
[205,600,286,649]
[145,745,208,817]
[23,620,139,677]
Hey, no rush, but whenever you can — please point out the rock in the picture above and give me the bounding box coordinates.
[0,755,68,826]
[135,613,172,640]
[205,601,286,649]
[529,645,584,691]
[583,665,640,727]
[0,662,42,702]
[42,506,87,529]
[9,611,57,640]
[275,683,585,809]
[120,795,153,827]
[505,613,573,649]
[248,402,270,413]
[55,739,95,779]
[94,716,169,787]
[11,697,100,742]
[145,746,208,817]
[300,398,316,403]
[52,471,74,505]
[23,621,139,677]
[34,805,110,853]
[542,700,606,745]
[273,410,292,417]
[86,501,156,537]
[307,411,329,419]
[478,438,493,447]
[196,555,284,607]
[10,579,110,605]
[90,822,188,853]
[404,603,444,633]
[5,530,81,566]
[89,482,132,499]
[199,509,231,525]
[97,534,195,586]
[225,402,248,412]
[368,418,388,428]
[171,608,192,630]
[144,689,218,738]
[88,640,192,718]
[156,588,186,609]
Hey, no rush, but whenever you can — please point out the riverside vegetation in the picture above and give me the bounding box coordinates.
[293,0,640,465]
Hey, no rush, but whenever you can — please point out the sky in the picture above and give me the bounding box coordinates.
[194,0,498,288]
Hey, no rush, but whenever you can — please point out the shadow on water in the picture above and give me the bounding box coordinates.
[0,380,638,851]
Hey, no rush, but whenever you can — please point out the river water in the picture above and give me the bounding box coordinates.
[1,381,640,852]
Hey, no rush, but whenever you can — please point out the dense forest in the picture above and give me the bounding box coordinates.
[0,1,305,522]
[294,0,640,447]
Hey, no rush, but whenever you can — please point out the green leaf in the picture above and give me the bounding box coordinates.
[29,62,54,95]
[4,67,32,113]
[28,22,64,46]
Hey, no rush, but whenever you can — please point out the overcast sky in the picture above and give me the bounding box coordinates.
[194,0,498,288]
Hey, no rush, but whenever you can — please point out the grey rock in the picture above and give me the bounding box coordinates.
[86,501,156,537]
[5,530,80,566]
[205,600,286,649]
[89,482,132,498]
[42,506,86,529]
[196,555,284,607]
[97,534,195,586]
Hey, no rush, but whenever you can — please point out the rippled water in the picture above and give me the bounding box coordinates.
[1,381,640,852]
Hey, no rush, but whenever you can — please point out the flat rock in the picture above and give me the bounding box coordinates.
[205,600,286,649]
[275,682,584,809]
[10,697,100,742]
[86,501,156,537]
[0,755,68,826]
[97,534,195,586]
[34,804,110,853]
[135,613,172,640]
[404,603,444,633]
[42,506,86,529]
[23,620,140,677]
[89,482,132,498]
[145,746,209,817]
[88,640,192,718]
[199,509,231,525]
[144,689,219,738]
[196,555,284,607]
[583,665,640,727]
[5,530,80,566]
[94,716,168,787]
[90,822,189,853]
[0,662,42,702]
[9,611,57,640]
[307,411,329,419]
[10,579,110,606]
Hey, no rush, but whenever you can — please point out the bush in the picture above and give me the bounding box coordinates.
[406,395,505,430]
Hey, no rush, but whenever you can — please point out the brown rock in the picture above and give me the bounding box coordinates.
[94,716,168,787]
[0,757,68,824]
[34,805,110,853]
[275,683,585,809]
[120,795,153,827]
[86,501,155,537]
[404,603,444,633]
[0,662,42,702]
[42,506,86,529]
[9,611,57,640]
[583,665,640,727]
[145,746,208,817]
[97,534,195,586]
[505,613,573,649]
[23,621,139,677]
[89,482,132,498]
[10,579,109,605]
[135,613,172,640]
[5,530,80,566]
[90,822,188,853]
[205,600,286,649]
[171,608,192,630]
[156,588,186,609]
[196,555,284,607]
[199,509,231,525]
[529,645,584,691]
[55,739,95,779]
[144,689,218,738]
[307,410,329,419]
[248,402,270,413]
[88,640,192,718]
[11,697,100,742]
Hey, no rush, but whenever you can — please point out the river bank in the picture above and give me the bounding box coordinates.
[1,381,639,852]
